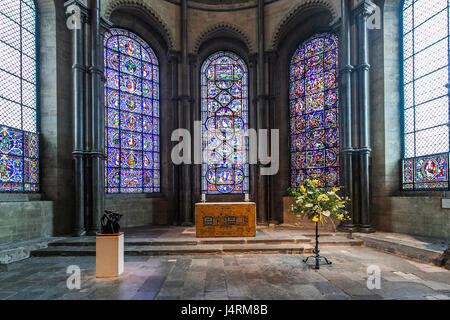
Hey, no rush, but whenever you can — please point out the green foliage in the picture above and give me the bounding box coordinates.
[289,179,351,230]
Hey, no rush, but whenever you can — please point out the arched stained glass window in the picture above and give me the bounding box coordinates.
[289,34,340,189]
[201,51,249,194]
[104,29,160,194]
[0,0,39,192]
[401,0,450,190]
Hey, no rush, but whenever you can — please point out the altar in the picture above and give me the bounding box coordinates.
[195,202,256,238]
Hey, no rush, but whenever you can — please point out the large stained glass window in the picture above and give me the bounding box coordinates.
[289,34,339,189]
[201,51,249,194]
[0,0,39,192]
[104,29,160,193]
[401,0,450,190]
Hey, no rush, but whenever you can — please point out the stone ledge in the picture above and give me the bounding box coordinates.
[0,237,63,268]
[32,243,315,256]
[354,233,445,266]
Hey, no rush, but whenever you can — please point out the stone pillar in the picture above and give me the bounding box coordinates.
[180,0,193,226]
[169,51,181,225]
[355,0,376,233]
[267,50,278,224]
[249,53,258,215]
[65,0,88,236]
[87,0,105,235]
[338,0,356,232]
[256,0,268,224]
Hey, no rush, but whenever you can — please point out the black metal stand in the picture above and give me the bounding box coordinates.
[303,222,332,270]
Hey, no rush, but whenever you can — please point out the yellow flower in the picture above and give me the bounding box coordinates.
[337,214,344,221]
[332,187,340,193]
[317,194,329,202]
[312,180,319,188]
[300,186,307,195]
[312,216,319,222]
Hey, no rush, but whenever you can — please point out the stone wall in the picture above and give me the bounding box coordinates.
[0,201,54,245]
[38,0,74,237]
[105,196,170,227]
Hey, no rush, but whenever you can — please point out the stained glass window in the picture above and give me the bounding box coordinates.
[104,29,160,193]
[289,34,340,189]
[201,51,249,194]
[0,0,39,192]
[401,0,450,190]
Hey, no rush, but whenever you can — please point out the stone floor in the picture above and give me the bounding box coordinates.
[1,246,450,300]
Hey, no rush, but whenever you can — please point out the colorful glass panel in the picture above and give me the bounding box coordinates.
[402,154,449,190]
[289,34,339,189]
[0,0,39,192]
[402,0,450,190]
[104,29,160,193]
[201,51,249,194]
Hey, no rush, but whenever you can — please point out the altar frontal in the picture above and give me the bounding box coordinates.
[195,202,256,238]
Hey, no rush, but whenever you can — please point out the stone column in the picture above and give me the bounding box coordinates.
[355,0,376,233]
[267,50,278,224]
[169,51,181,225]
[180,0,193,226]
[249,53,258,215]
[256,0,268,224]
[87,0,105,235]
[338,0,356,232]
[65,0,88,236]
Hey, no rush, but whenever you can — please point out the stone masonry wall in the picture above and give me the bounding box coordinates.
[0,201,54,245]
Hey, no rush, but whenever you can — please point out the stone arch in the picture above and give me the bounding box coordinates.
[193,22,254,54]
[270,0,338,50]
[104,0,175,50]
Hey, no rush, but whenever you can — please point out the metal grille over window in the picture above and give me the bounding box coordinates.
[104,29,160,193]
[0,0,39,192]
[402,0,450,190]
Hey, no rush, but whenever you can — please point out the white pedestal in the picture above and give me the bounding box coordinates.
[96,233,124,278]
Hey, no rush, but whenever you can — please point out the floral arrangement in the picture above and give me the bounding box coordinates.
[288,179,350,231]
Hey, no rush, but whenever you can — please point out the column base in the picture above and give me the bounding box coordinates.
[181,222,193,227]
[358,225,376,233]
[87,229,100,236]
[72,229,86,237]
[337,224,357,233]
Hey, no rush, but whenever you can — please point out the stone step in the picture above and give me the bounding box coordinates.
[48,237,313,247]
[354,233,445,265]
[32,244,314,257]
[315,237,363,246]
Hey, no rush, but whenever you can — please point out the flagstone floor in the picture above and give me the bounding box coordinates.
[1,246,449,300]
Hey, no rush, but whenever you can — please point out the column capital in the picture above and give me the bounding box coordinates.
[188,53,198,66]
[353,0,376,18]
[249,53,258,67]
[329,17,341,33]
[168,50,181,63]
[265,50,278,63]
[100,17,114,35]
